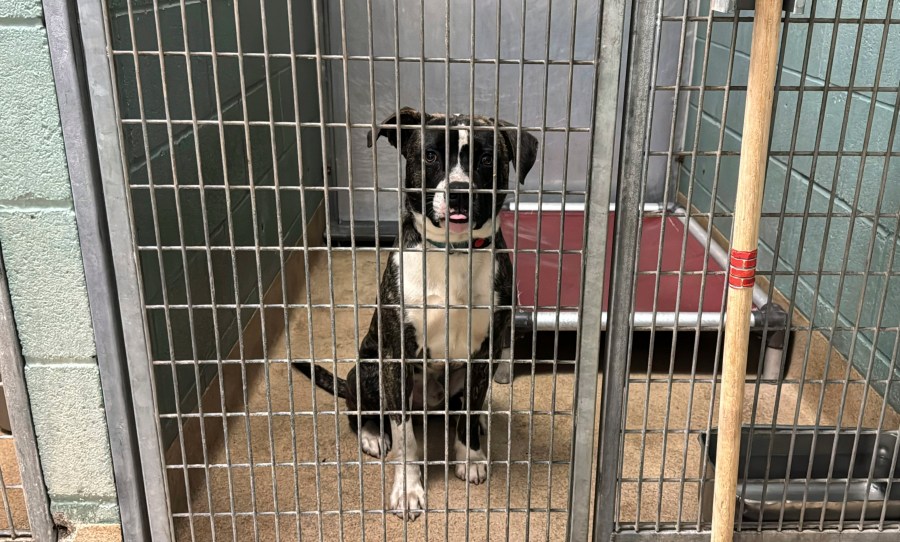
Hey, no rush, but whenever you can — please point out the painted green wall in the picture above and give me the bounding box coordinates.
[0,0,118,526]
[681,0,900,406]
[108,0,325,446]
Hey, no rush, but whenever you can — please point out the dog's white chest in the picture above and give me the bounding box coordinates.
[398,248,495,360]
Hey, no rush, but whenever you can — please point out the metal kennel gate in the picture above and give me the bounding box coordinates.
[66,0,900,539]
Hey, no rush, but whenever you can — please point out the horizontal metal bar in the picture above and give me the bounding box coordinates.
[711,0,804,15]
[110,50,598,66]
[150,358,580,366]
[653,85,900,92]
[659,16,900,23]
[170,507,572,518]
[612,531,900,541]
[650,150,900,157]
[158,410,573,419]
[522,310,782,331]
[117,119,593,132]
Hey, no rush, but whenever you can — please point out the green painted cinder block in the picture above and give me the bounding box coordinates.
[0,25,72,202]
[0,210,95,360]
[24,363,117,502]
[0,0,41,19]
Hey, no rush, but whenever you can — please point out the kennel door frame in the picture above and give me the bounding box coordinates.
[68,0,627,539]
[74,0,176,539]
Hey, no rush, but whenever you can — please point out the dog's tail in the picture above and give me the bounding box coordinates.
[292,361,350,399]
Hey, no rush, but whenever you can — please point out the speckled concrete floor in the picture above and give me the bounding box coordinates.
[174,250,899,541]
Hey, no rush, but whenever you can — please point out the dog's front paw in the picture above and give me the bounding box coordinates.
[389,478,426,520]
[455,460,488,484]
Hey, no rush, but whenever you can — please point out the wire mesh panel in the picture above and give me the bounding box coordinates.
[0,384,32,539]
[601,0,900,537]
[0,257,57,541]
[81,0,616,539]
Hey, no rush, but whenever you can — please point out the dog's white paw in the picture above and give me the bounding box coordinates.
[453,440,488,484]
[389,477,426,520]
[455,460,488,484]
[359,423,390,458]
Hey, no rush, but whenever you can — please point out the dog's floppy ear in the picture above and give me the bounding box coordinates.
[367,107,423,151]
[494,119,539,184]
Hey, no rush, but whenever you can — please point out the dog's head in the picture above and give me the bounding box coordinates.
[367,107,538,240]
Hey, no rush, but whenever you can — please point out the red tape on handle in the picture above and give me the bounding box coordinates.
[728,248,757,289]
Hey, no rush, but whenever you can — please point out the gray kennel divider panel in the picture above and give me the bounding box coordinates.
[322,0,696,225]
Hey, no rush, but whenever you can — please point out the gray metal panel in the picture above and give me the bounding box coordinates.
[0,255,57,542]
[41,0,150,539]
[593,0,657,539]
[566,0,626,537]
[74,0,175,538]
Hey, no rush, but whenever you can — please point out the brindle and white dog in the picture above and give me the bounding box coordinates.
[294,107,537,519]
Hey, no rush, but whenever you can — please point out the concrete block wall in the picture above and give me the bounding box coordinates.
[0,0,119,529]
[680,0,900,406]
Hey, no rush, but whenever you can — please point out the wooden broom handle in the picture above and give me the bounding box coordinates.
[711,1,783,541]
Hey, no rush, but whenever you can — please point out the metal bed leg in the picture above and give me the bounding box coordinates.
[494,348,513,384]
[758,303,789,382]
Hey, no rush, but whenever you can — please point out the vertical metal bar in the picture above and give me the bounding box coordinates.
[815,0,889,527]
[709,0,783,538]
[661,4,731,531]
[307,0,346,537]
[442,4,452,538]
[546,0,589,537]
[389,2,409,539]
[362,0,389,536]
[485,0,505,533]
[227,2,266,538]
[283,0,322,537]
[145,0,218,535]
[629,0,664,527]
[75,0,175,537]
[505,0,529,535]
[466,5,478,537]
[735,7,805,532]
[753,0,846,532]
[200,3,251,538]
[119,0,198,534]
[0,255,57,542]
[565,0,627,540]
[782,0,869,531]
[688,7,742,530]
[859,89,900,532]
[524,3,558,538]
[259,0,302,535]
[735,14,791,530]
[416,3,430,535]
[0,434,17,539]
[41,0,149,537]
[592,0,655,539]
[333,0,367,536]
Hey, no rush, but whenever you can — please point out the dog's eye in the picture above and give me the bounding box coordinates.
[481,154,493,167]
[425,150,439,163]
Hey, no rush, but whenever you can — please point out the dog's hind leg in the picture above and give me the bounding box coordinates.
[492,349,512,384]
[451,363,490,484]
[346,363,392,458]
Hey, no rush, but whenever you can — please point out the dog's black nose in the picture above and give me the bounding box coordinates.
[447,182,470,212]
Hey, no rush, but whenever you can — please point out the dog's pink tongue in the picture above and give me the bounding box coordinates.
[448,221,469,233]
[450,213,468,221]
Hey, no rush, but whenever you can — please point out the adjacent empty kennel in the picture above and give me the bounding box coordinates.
[68,0,900,540]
